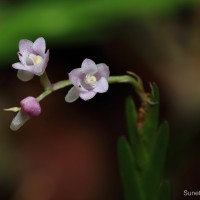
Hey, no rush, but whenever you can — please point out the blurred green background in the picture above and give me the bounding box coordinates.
[1,0,200,199]
[0,0,198,65]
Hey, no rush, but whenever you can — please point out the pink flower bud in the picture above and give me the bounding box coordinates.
[20,96,41,117]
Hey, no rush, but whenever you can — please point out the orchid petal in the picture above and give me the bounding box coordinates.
[44,50,50,67]
[93,77,108,93]
[32,62,44,75]
[68,68,87,91]
[65,86,80,103]
[10,111,30,131]
[19,39,33,53]
[80,91,96,101]
[81,59,97,75]
[12,62,26,70]
[17,70,34,82]
[33,37,46,55]
[18,51,32,66]
[96,63,110,79]
[32,49,49,76]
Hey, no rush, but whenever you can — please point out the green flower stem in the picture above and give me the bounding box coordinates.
[52,80,72,91]
[108,74,149,107]
[36,89,52,102]
[36,73,150,107]
[36,80,72,102]
[40,72,52,90]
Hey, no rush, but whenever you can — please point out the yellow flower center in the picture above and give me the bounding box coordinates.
[29,54,43,65]
[85,75,97,84]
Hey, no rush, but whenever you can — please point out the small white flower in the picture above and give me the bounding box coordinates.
[12,37,49,81]
[65,58,110,102]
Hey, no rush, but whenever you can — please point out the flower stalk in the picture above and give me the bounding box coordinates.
[40,72,52,90]
[108,73,150,107]
[5,73,150,112]
[36,71,150,107]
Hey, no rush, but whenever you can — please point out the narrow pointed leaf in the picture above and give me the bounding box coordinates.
[125,97,147,170]
[142,121,169,200]
[140,83,160,151]
[118,136,144,200]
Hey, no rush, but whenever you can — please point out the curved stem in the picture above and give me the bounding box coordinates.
[52,80,72,91]
[36,73,150,107]
[36,79,72,102]
[108,75,150,107]
[36,89,52,102]
[40,72,52,90]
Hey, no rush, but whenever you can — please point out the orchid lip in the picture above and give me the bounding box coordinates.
[28,53,43,65]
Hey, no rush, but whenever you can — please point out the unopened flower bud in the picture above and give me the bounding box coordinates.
[20,96,41,117]
[10,96,41,131]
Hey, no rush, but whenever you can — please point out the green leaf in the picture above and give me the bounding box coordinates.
[157,180,172,200]
[125,97,147,170]
[140,83,160,151]
[142,121,170,200]
[118,136,144,200]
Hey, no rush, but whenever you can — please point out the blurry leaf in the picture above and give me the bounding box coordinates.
[125,97,147,170]
[142,121,170,200]
[0,0,198,65]
[118,136,144,200]
[140,83,159,151]
[157,180,172,200]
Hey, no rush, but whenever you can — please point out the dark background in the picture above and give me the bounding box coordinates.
[0,0,200,199]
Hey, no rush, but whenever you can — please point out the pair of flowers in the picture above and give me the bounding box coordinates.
[10,37,110,130]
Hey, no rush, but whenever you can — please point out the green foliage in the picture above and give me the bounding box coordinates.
[118,136,144,200]
[142,121,170,200]
[118,84,171,200]
[125,97,147,170]
[0,0,198,65]
[158,181,172,200]
[140,83,159,151]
